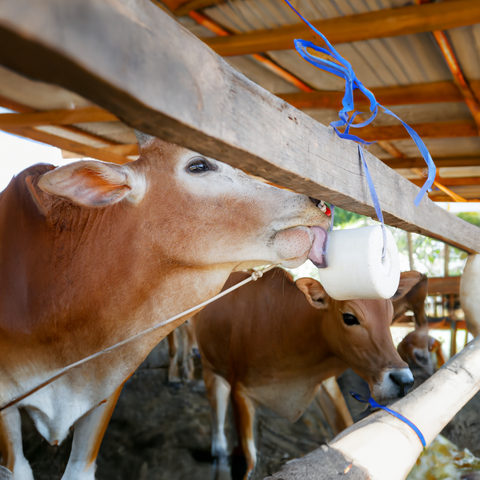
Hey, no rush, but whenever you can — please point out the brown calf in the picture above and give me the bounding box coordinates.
[195,268,419,480]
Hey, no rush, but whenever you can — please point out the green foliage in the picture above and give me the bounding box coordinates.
[457,212,480,228]
[331,206,366,228]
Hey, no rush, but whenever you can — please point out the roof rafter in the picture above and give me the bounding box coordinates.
[0,106,119,127]
[278,81,473,110]
[202,0,480,57]
[2,125,131,164]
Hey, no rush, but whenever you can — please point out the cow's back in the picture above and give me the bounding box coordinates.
[195,269,322,382]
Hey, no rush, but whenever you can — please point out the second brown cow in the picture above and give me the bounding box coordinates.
[194,268,420,480]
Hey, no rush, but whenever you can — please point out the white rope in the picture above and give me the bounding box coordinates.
[0,264,278,411]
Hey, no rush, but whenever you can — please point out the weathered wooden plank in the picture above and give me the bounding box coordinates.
[0,106,118,127]
[0,0,479,252]
[1,126,130,164]
[202,0,480,57]
[428,276,461,295]
[278,82,464,110]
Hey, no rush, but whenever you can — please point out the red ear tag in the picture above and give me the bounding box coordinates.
[325,206,331,217]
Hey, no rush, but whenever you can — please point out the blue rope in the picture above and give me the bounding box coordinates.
[282,0,436,207]
[350,391,426,448]
[326,148,387,257]
[358,146,387,258]
[329,204,335,232]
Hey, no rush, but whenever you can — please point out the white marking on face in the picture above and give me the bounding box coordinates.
[373,368,414,403]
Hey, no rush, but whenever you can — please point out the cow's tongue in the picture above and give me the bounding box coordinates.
[308,226,329,268]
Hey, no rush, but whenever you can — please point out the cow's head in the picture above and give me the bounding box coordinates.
[35,136,330,271]
[397,324,436,379]
[296,272,423,404]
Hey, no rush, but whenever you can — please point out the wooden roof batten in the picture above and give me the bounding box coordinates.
[0,0,479,253]
[201,0,480,57]
[0,95,134,164]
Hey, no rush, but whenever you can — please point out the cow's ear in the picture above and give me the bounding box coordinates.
[37,160,146,207]
[296,277,329,309]
[391,271,423,301]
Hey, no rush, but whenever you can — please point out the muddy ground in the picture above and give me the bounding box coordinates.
[17,340,480,480]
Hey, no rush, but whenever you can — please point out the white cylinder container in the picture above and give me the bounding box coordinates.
[318,225,400,300]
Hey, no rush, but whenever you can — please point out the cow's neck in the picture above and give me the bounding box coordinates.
[0,174,236,370]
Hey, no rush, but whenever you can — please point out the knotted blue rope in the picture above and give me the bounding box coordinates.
[282,0,435,207]
[350,391,426,448]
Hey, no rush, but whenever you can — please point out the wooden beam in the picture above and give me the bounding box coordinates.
[278,82,464,110]
[1,0,479,253]
[0,106,118,127]
[0,93,119,147]
[1,126,131,164]
[102,143,139,156]
[385,156,480,169]
[202,0,480,57]
[355,120,477,142]
[189,11,314,93]
[159,0,217,17]
[433,30,480,134]
[410,177,480,187]
[428,276,460,295]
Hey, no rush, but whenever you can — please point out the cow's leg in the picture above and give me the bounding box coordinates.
[203,368,231,480]
[182,320,196,381]
[0,407,34,480]
[167,331,181,383]
[315,377,353,437]
[231,385,256,480]
[61,383,123,480]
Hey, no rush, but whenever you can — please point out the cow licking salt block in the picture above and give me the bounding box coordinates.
[318,225,400,300]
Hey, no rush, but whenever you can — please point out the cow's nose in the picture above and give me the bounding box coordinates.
[389,369,414,397]
[309,197,321,206]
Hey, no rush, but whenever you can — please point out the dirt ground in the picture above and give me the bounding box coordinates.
[16,340,480,480]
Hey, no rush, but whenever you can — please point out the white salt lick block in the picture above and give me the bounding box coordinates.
[318,225,400,300]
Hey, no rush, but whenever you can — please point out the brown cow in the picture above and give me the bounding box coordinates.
[393,272,445,383]
[167,320,198,382]
[397,324,445,379]
[393,272,427,326]
[195,268,419,480]
[0,135,330,480]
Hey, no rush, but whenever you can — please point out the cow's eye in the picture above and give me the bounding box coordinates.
[187,158,215,173]
[343,313,360,326]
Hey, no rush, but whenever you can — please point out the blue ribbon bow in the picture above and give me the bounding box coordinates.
[282,0,436,207]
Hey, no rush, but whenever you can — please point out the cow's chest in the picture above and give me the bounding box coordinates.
[248,377,320,423]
